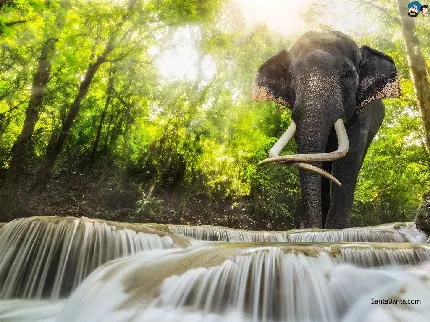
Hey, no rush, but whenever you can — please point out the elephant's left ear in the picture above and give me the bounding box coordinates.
[356,46,401,109]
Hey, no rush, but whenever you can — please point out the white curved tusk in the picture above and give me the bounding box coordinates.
[292,162,342,186]
[269,122,296,157]
[334,118,349,153]
[258,119,349,165]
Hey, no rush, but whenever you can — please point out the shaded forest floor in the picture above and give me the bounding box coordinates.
[1,166,427,231]
[0,167,261,230]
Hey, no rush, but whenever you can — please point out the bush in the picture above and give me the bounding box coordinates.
[136,191,165,221]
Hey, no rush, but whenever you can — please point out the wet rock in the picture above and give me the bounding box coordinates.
[415,192,430,236]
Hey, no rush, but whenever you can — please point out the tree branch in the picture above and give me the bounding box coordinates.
[5,20,30,27]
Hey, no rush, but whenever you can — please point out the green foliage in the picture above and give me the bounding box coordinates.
[0,0,44,35]
[250,164,300,230]
[151,0,222,24]
[136,191,164,220]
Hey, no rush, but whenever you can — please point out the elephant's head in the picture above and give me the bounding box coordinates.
[252,31,400,227]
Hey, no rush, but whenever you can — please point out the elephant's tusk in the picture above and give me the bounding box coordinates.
[291,162,342,186]
[269,122,296,157]
[258,119,349,165]
[335,118,349,153]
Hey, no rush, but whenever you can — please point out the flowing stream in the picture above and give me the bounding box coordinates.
[0,217,429,322]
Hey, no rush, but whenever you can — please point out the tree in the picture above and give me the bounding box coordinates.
[40,0,223,182]
[40,0,140,181]
[90,66,116,165]
[396,0,430,152]
[6,0,70,179]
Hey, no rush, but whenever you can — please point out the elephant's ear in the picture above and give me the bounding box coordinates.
[251,50,293,108]
[356,46,401,109]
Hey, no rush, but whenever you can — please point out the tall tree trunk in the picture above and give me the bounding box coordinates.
[40,0,138,182]
[43,55,107,173]
[7,39,54,171]
[397,0,430,151]
[105,110,126,156]
[91,66,116,164]
[7,0,70,178]
[102,111,115,155]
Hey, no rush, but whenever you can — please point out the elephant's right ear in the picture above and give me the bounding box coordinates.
[251,50,293,108]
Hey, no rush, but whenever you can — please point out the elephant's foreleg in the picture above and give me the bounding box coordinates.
[321,160,333,228]
[325,101,385,229]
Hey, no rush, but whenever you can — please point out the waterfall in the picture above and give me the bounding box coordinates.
[168,223,427,243]
[52,245,430,322]
[1,217,430,321]
[367,222,430,243]
[329,243,430,266]
[0,216,186,299]
[149,248,339,322]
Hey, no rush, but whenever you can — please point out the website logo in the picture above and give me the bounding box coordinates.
[408,1,429,17]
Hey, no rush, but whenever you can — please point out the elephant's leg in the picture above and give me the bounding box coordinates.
[321,161,332,228]
[325,101,385,229]
[321,129,337,228]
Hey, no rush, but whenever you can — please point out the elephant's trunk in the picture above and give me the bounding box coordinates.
[294,114,334,228]
[299,167,324,228]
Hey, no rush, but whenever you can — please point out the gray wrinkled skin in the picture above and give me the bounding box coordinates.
[253,31,400,229]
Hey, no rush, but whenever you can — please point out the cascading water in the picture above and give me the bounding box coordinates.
[0,299,65,322]
[0,216,187,299]
[167,223,427,243]
[0,216,429,322]
[367,222,430,243]
[51,245,430,322]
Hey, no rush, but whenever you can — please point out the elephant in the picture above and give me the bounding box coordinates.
[251,31,401,229]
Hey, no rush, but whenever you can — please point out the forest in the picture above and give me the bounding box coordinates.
[0,0,429,230]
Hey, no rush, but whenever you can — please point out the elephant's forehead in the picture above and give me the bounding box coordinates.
[289,31,361,66]
[299,72,336,83]
[294,71,344,105]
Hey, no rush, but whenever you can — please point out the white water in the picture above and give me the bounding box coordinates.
[1,217,430,321]
[0,216,177,299]
[2,245,427,322]
[168,223,427,243]
[335,243,430,266]
[0,300,65,322]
